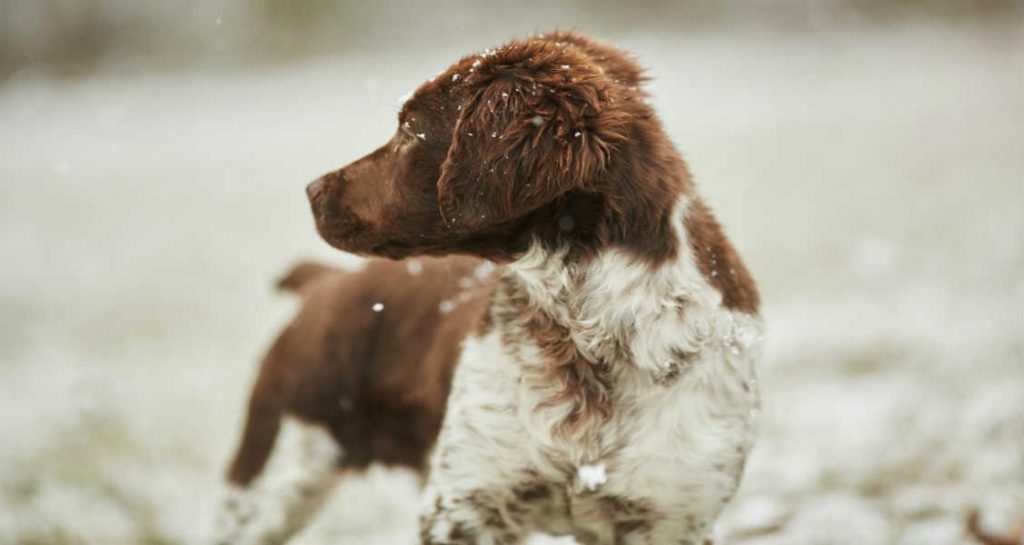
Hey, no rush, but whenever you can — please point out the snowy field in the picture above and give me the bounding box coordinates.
[1,21,1021,545]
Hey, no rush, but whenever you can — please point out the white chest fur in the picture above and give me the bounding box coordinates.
[423,198,764,543]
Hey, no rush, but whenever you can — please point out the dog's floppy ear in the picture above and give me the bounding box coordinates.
[437,41,630,233]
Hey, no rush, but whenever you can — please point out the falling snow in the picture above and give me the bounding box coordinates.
[0,21,1019,545]
[474,261,496,279]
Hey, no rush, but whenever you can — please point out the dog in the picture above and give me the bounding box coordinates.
[214,31,762,545]
[210,257,492,543]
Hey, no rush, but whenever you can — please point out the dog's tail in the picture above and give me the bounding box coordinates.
[225,371,284,486]
[224,260,340,485]
[276,261,337,294]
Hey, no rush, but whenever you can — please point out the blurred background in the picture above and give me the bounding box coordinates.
[1,1,1021,544]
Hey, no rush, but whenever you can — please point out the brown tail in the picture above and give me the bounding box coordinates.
[225,260,339,485]
[276,261,337,294]
[226,375,283,486]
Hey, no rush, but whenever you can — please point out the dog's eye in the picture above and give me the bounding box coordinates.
[394,131,411,151]
[393,128,414,152]
[396,126,426,151]
[394,118,430,155]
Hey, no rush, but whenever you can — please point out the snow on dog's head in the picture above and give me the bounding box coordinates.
[305,32,681,265]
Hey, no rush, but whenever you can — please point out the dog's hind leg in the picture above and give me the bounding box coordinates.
[211,416,344,545]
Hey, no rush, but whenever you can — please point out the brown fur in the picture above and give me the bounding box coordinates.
[492,272,614,454]
[684,198,760,314]
[226,257,491,486]
[274,260,335,293]
[306,33,753,292]
[226,31,760,541]
[307,33,685,268]
[300,35,756,468]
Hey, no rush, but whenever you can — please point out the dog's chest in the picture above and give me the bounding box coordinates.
[439,247,762,535]
[496,269,760,459]
[453,319,760,536]
[471,285,759,453]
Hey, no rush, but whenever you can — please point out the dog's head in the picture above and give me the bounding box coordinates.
[307,32,658,261]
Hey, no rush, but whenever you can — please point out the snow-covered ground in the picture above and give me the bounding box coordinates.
[1,21,1020,545]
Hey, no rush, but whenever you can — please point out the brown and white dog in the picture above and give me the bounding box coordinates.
[213,32,762,545]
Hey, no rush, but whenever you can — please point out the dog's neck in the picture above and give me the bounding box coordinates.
[500,195,707,360]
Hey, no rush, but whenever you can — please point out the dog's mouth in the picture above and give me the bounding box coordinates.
[316,220,375,255]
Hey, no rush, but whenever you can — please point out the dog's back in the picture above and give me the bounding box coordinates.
[214,257,492,544]
[229,256,493,484]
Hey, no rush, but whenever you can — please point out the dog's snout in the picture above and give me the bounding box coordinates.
[306,178,325,201]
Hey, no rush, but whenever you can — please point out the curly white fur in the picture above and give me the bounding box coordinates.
[421,197,764,544]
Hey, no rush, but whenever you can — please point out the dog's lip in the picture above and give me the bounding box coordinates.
[315,218,374,253]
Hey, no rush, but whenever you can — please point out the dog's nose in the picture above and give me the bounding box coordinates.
[306,178,324,201]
